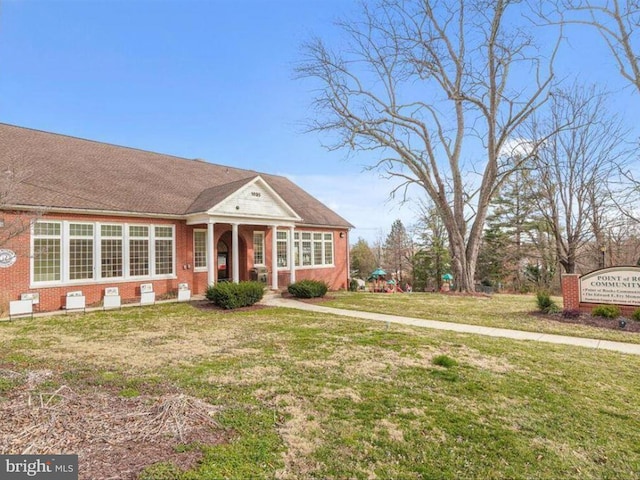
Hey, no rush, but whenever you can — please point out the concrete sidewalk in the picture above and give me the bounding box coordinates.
[261,295,640,356]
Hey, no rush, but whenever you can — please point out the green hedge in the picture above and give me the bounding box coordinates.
[288,280,328,298]
[205,281,265,309]
[591,304,621,319]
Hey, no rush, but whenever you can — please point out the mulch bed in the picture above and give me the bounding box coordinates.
[0,370,230,480]
[531,311,640,333]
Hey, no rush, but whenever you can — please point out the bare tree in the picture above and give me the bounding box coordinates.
[523,85,631,274]
[552,0,640,93]
[0,162,38,250]
[298,0,559,292]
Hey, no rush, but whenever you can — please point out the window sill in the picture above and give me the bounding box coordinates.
[30,275,178,289]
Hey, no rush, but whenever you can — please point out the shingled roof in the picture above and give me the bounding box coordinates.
[0,123,353,228]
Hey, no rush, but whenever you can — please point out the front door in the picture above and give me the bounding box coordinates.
[217,241,229,280]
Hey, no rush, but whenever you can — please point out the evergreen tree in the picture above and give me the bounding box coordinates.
[482,166,549,291]
[350,238,377,279]
[383,220,413,282]
[413,205,451,291]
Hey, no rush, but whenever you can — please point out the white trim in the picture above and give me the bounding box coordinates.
[289,226,296,283]
[271,226,278,290]
[187,213,298,226]
[205,176,302,222]
[207,223,215,286]
[232,223,240,283]
[1,206,353,230]
[3,204,184,219]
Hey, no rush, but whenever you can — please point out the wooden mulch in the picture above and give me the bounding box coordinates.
[0,370,230,480]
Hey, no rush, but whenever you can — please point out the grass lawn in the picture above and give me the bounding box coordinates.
[323,291,640,344]
[1,297,640,479]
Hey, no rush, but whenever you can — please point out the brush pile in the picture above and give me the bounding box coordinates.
[0,369,226,479]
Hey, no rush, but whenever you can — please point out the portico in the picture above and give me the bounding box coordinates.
[186,176,302,290]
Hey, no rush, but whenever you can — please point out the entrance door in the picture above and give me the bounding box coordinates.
[217,241,229,280]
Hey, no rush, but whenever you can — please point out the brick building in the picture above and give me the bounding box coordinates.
[0,124,352,313]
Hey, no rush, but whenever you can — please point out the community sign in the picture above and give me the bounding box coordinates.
[580,266,640,306]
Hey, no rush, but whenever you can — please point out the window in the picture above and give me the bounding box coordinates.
[154,226,174,275]
[301,232,312,266]
[32,221,175,285]
[324,233,333,264]
[293,231,334,267]
[101,225,123,279]
[69,223,94,280]
[253,231,265,265]
[277,231,288,268]
[193,230,207,270]
[33,222,61,282]
[313,233,323,265]
[129,226,149,277]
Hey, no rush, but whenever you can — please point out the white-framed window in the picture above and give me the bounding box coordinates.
[31,220,176,286]
[253,231,265,266]
[324,233,333,264]
[69,223,94,280]
[294,231,334,268]
[193,229,207,270]
[154,226,174,276]
[277,230,288,268]
[129,225,150,277]
[33,222,61,282]
[101,224,123,279]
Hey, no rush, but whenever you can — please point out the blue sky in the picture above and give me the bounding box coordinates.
[0,0,637,244]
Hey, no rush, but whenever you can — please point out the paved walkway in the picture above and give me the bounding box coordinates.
[261,295,640,356]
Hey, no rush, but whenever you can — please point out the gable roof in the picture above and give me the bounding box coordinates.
[0,123,353,228]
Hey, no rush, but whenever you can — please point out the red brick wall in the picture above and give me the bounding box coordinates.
[1,212,350,314]
[1,212,194,313]
[562,272,639,315]
[561,274,580,311]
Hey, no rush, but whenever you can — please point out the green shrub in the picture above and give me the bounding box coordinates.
[349,278,359,292]
[632,309,640,322]
[536,291,559,314]
[288,280,329,298]
[432,354,457,368]
[205,281,265,309]
[592,304,621,319]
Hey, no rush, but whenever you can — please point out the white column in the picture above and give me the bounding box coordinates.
[232,223,240,283]
[207,222,215,286]
[289,226,296,284]
[271,226,279,290]
[345,229,350,289]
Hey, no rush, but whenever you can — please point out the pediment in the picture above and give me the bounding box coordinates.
[207,176,301,221]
